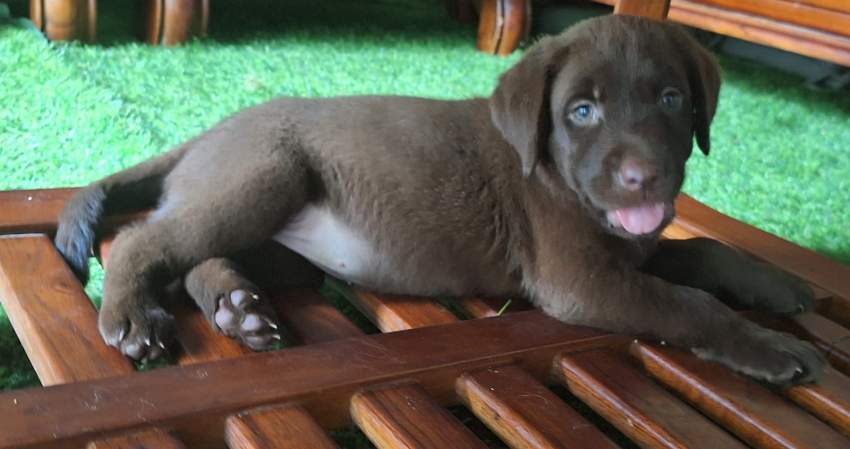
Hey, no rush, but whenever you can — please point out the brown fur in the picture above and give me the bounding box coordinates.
[55,15,825,384]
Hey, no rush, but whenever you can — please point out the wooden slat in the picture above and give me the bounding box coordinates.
[661,220,700,240]
[170,298,254,365]
[456,296,533,319]
[675,193,850,303]
[347,288,459,332]
[631,342,850,449]
[691,0,850,38]
[226,404,340,449]
[0,310,619,449]
[273,288,364,344]
[0,188,75,234]
[87,428,186,449]
[614,0,670,20]
[351,383,488,449]
[748,313,850,376]
[818,295,850,329]
[0,234,134,385]
[0,188,143,235]
[786,368,850,436]
[557,349,747,449]
[457,364,620,449]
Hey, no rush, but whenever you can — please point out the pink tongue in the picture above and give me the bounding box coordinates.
[614,203,666,235]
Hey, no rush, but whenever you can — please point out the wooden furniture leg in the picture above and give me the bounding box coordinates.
[476,0,530,56]
[145,0,209,46]
[30,0,96,43]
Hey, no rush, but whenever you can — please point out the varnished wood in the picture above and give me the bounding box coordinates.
[594,0,850,66]
[347,288,459,332]
[631,342,850,449]
[273,288,364,344]
[146,0,209,46]
[614,0,670,20]
[86,428,185,449]
[351,383,488,449]
[0,188,76,234]
[477,0,529,56]
[226,404,340,449]
[0,311,617,449]
[0,234,133,385]
[786,368,850,436]
[817,295,850,329]
[31,0,96,43]
[693,0,850,38]
[456,296,532,318]
[558,349,747,449]
[457,364,619,449]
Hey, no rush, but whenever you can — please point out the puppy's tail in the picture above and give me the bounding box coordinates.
[55,145,189,284]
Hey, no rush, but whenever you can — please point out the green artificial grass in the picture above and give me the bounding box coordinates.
[0,0,847,443]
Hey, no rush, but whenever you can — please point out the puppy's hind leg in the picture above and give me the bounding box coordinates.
[100,155,314,360]
[185,258,280,350]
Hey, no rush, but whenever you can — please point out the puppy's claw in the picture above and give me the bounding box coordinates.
[265,319,278,330]
[272,334,281,340]
[144,338,151,347]
[157,341,167,350]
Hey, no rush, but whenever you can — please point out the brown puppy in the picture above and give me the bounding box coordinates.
[55,15,825,384]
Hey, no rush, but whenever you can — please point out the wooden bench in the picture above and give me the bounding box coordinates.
[1,184,849,449]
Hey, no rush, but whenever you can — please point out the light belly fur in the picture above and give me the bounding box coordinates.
[272,205,384,286]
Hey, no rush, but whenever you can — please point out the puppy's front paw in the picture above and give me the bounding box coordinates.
[733,263,814,316]
[99,303,175,361]
[213,289,280,350]
[694,323,826,385]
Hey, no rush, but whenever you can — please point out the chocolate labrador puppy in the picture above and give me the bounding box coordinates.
[56,15,825,384]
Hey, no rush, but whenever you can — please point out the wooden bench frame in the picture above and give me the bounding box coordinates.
[1,185,849,449]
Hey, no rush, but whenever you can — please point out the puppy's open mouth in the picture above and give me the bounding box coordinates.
[606,202,671,235]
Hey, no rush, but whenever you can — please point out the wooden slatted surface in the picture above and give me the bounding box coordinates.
[226,404,340,449]
[631,342,850,449]
[351,383,488,449]
[87,428,186,449]
[457,364,619,449]
[1,151,849,449]
[786,369,850,436]
[347,288,459,332]
[0,234,134,385]
[0,311,617,449]
[272,288,365,344]
[557,349,748,449]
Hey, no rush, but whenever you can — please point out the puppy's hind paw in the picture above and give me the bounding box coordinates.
[99,306,175,362]
[214,289,280,350]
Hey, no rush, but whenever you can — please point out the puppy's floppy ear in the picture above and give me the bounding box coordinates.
[668,25,721,156]
[490,36,568,176]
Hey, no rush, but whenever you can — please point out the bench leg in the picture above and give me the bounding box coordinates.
[476,0,529,56]
[145,0,209,46]
[30,0,96,42]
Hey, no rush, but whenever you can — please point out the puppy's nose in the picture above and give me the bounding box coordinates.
[617,156,658,191]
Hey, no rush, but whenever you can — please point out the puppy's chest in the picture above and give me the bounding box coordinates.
[272,205,382,285]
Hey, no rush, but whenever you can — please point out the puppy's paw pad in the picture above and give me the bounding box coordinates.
[213,289,279,350]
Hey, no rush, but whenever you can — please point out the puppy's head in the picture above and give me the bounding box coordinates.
[490,15,720,238]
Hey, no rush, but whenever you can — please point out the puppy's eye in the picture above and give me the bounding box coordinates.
[569,102,598,126]
[660,88,683,112]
